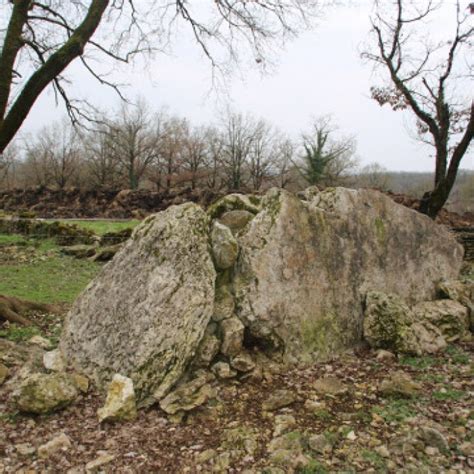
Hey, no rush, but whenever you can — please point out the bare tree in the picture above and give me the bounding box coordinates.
[24,119,80,189]
[158,116,187,191]
[363,0,474,218]
[0,142,18,189]
[220,111,258,191]
[0,1,323,154]
[179,123,208,190]
[82,126,121,189]
[249,119,277,191]
[105,102,161,190]
[356,162,392,191]
[295,117,357,187]
[204,126,225,191]
[273,138,296,189]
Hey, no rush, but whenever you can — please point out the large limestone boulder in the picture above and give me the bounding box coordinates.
[59,187,463,409]
[60,203,216,406]
[230,188,462,360]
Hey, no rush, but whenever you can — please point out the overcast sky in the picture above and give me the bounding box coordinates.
[19,1,473,172]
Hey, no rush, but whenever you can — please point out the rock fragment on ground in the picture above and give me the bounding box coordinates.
[38,433,72,459]
[97,374,137,423]
[14,372,79,414]
[379,371,421,398]
[262,389,297,411]
[43,349,65,372]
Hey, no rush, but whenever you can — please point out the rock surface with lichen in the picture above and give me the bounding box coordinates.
[60,203,216,406]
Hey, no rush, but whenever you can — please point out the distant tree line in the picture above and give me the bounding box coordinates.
[0,103,359,194]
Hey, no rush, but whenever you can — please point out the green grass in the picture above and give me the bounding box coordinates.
[0,234,28,245]
[373,399,416,423]
[400,355,437,369]
[57,220,140,236]
[432,388,466,401]
[0,324,40,342]
[0,254,100,303]
[298,459,329,474]
[445,345,470,365]
[313,409,332,421]
[361,449,386,469]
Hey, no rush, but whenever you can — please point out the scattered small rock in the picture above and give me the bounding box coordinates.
[230,352,255,372]
[212,361,237,379]
[28,335,52,349]
[375,349,396,361]
[43,349,65,372]
[15,443,36,456]
[159,372,215,415]
[85,452,115,472]
[420,426,449,453]
[273,414,296,437]
[312,376,348,396]
[262,389,297,411]
[308,434,334,454]
[379,371,421,398]
[38,433,72,459]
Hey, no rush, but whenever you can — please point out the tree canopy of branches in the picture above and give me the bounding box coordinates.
[295,117,357,186]
[0,0,322,155]
[363,0,474,218]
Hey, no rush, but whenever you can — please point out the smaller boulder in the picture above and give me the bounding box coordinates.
[97,374,137,423]
[412,300,469,342]
[220,317,245,357]
[211,221,239,270]
[15,373,79,414]
[212,285,235,322]
[194,333,220,367]
[38,433,72,459]
[219,210,254,234]
[379,371,421,398]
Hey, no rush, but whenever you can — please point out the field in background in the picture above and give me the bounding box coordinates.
[53,219,140,235]
[0,219,141,304]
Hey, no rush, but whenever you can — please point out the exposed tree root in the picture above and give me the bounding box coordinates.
[0,295,58,326]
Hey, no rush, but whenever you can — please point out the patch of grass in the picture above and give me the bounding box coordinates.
[0,324,41,342]
[445,345,470,365]
[362,449,386,469]
[313,409,332,421]
[400,355,437,369]
[432,388,465,401]
[373,399,416,423]
[417,373,445,383]
[61,220,140,236]
[0,234,28,246]
[0,254,100,303]
[298,459,329,474]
